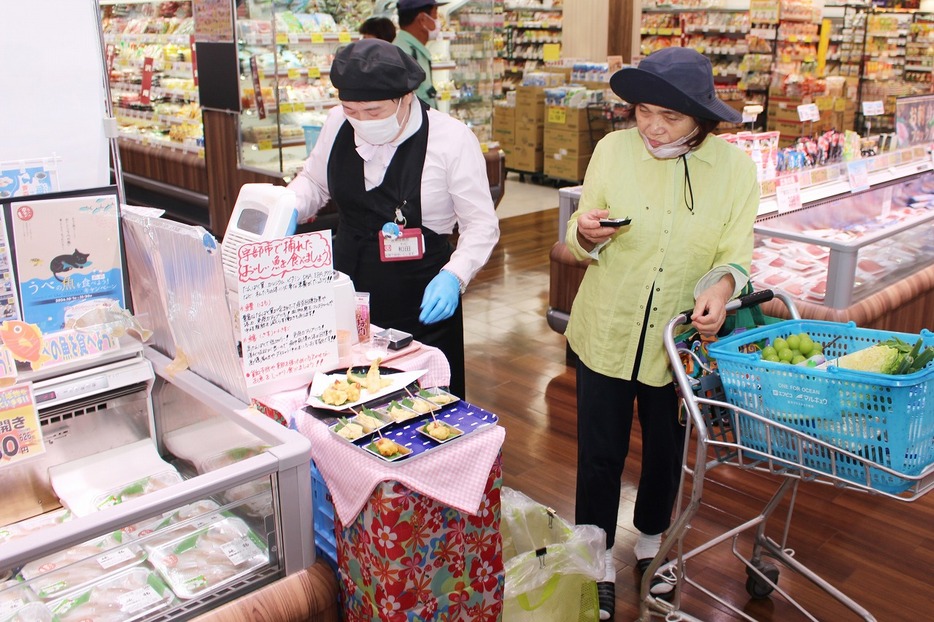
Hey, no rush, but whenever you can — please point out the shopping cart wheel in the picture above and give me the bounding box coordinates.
[745,561,779,599]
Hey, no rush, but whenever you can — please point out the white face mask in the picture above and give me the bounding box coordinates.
[639,126,699,159]
[426,15,441,41]
[346,98,405,145]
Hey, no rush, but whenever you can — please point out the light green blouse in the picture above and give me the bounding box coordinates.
[565,128,760,386]
[393,30,437,109]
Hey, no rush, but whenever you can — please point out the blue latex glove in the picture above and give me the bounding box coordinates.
[286,208,299,236]
[419,270,461,325]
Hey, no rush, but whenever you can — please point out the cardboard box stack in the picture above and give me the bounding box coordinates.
[542,86,609,182]
[497,72,566,174]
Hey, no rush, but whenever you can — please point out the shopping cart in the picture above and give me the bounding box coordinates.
[640,289,934,621]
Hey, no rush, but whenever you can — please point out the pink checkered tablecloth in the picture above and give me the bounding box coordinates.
[294,411,505,525]
[257,339,504,525]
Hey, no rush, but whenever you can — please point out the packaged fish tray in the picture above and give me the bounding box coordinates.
[147,516,269,599]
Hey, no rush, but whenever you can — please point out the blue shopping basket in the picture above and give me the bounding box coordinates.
[707,320,934,493]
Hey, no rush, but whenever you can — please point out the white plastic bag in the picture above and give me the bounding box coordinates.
[501,487,606,622]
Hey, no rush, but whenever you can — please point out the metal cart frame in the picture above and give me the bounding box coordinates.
[639,290,934,621]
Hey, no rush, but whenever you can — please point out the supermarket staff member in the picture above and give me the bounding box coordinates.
[393,0,445,109]
[288,39,499,398]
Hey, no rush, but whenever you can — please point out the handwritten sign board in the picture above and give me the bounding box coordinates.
[238,232,338,396]
[0,383,44,467]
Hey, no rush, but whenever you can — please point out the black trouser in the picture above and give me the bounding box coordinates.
[574,361,684,549]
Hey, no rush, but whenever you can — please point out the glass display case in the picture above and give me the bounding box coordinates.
[236,0,365,177]
[0,347,313,620]
[101,1,204,156]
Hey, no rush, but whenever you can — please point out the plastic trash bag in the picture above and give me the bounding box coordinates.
[501,487,606,622]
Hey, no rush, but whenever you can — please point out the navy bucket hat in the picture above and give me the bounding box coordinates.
[610,48,742,124]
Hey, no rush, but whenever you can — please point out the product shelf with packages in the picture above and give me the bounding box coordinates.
[643,289,934,622]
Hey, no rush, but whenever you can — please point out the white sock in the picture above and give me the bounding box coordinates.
[603,548,616,583]
[634,531,662,561]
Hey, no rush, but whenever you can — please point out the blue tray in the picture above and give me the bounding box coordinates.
[350,400,498,464]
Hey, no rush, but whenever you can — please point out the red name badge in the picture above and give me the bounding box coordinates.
[379,227,424,262]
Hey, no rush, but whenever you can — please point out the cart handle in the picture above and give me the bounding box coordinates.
[674,288,802,324]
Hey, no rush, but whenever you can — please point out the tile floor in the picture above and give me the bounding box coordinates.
[495,173,564,220]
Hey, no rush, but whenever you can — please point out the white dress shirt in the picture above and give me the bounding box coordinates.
[288,97,500,287]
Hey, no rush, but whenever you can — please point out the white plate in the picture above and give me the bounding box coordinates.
[306,369,427,411]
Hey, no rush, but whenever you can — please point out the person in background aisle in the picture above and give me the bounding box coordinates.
[564,47,759,620]
[287,39,498,398]
[393,0,446,109]
[359,16,396,43]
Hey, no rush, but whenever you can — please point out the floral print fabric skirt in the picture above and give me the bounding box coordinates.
[336,454,504,621]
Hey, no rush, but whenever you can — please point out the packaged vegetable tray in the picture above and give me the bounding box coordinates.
[706,320,934,493]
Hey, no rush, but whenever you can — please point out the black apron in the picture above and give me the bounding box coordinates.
[327,102,466,396]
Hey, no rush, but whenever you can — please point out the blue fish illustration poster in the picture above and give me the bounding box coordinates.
[5,188,126,335]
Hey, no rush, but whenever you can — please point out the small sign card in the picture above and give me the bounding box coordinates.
[861,100,885,116]
[0,383,44,467]
[237,231,338,395]
[797,104,820,123]
[775,174,802,214]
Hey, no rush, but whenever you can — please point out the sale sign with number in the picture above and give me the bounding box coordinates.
[0,383,44,465]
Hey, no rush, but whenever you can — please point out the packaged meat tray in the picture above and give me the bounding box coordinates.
[49,440,182,516]
[122,499,225,551]
[0,602,52,622]
[18,532,146,600]
[0,509,72,546]
[148,516,269,599]
[0,580,37,619]
[47,567,176,622]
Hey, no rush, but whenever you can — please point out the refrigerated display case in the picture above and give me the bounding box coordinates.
[0,345,313,620]
[236,0,359,177]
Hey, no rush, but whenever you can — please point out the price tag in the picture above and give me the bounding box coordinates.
[250,56,266,120]
[846,160,870,193]
[190,36,199,87]
[279,102,294,113]
[139,57,155,105]
[547,105,567,125]
[775,174,802,214]
[0,384,44,467]
[308,67,321,79]
[338,31,352,43]
[440,90,451,101]
[880,185,893,218]
[287,68,301,80]
[221,536,263,566]
[797,103,820,123]
[97,546,136,569]
[862,100,885,116]
[311,33,325,44]
[258,140,273,150]
[742,104,763,124]
[542,43,561,62]
[275,33,288,45]
[480,142,489,153]
[293,102,306,111]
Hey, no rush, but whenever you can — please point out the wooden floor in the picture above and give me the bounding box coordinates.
[462,209,934,621]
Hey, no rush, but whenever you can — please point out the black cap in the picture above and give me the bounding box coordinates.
[330,39,426,102]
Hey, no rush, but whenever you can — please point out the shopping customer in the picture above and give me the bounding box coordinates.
[393,0,445,109]
[565,47,759,619]
[359,16,395,42]
[288,39,499,398]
